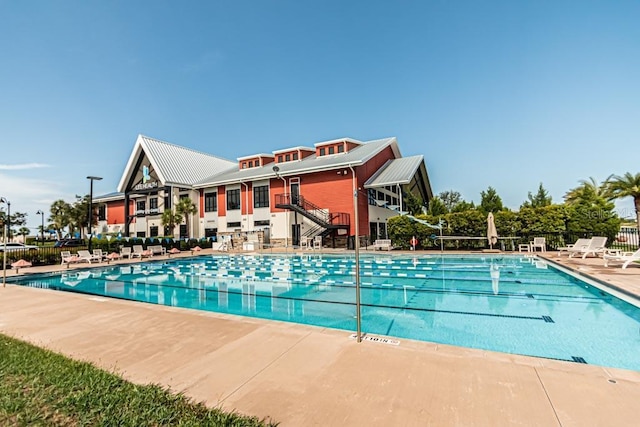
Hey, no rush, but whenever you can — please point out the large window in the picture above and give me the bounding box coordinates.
[205,192,217,212]
[136,200,146,214]
[227,189,240,210]
[253,185,269,208]
[98,205,106,221]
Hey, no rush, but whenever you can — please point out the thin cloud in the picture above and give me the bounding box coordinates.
[0,163,51,170]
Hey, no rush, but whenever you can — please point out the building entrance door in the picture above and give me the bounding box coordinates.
[292,224,300,247]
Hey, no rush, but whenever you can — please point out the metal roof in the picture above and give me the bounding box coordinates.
[363,155,424,188]
[195,137,399,187]
[93,191,124,202]
[117,135,236,192]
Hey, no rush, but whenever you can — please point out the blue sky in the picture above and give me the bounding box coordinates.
[1,0,639,231]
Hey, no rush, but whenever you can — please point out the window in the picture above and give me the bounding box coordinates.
[278,155,283,162]
[227,189,240,210]
[150,226,159,237]
[319,147,325,156]
[328,146,335,154]
[98,205,106,221]
[149,197,158,210]
[204,228,217,238]
[242,162,247,169]
[205,192,217,212]
[368,189,376,206]
[337,144,344,153]
[248,161,253,168]
[227,221,241,228]
[254,220,270,226]
[285,154,290,161]
[293,152,298,160]
[179,224,187,239]
[253,185,269,208]
[136,200,146,213]
[164,195,170,209]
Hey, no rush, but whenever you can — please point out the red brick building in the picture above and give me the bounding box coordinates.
[95,135,433,247]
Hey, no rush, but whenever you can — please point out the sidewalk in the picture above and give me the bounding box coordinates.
[1,250,639,426]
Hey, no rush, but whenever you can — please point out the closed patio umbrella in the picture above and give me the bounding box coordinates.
[487,212,498,249]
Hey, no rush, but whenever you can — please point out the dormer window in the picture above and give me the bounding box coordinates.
[285,154,291,161]
[248,160,253,168]
[328,146,335,154]
[278,155,283,162]
[242,162,247,169]
[338,144,344,153]
[319,147,326,156]
[293,152,299,160]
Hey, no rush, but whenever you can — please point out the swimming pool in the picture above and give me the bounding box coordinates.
[12,253,640,371]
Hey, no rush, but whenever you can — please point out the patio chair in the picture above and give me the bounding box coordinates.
[557,238,591,256]
[603,248,640,269]
[313,235,322,250]
[60,251,79,265]
[77,250,97,263]
[529,237,546,252]
[92,249,105,262]
[120,246,132,259]
[300,236,309,250]
[373,239,393,251]
[131,245,151,258]
[568,237,608,259]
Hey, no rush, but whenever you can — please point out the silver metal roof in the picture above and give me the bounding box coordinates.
[363,155,424,188]
[195,137,399,187]
[117,135,236,192]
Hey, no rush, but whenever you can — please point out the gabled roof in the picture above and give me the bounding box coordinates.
[194,137,399,187]
[117,135,236,192]
[364,155,424,188]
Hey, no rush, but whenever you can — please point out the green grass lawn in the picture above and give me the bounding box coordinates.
[0,334,277,426]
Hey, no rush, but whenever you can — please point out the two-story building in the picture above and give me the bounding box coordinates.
[94,134,433,247]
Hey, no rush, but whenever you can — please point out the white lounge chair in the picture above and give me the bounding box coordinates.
[313,235,322,250]
[60,251,79,265]
[568,237,608,259]
[92,249,105,262]
[529,237,546,252]
[558,238,591,256]
[120,246,132,259]
[77,250,97,263]
[603,248,640,269]
[300,236,309,250]
[373,239,393,251]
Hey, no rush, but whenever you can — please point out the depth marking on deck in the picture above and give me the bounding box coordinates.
[349,334,400,346]
[88,297,108,302]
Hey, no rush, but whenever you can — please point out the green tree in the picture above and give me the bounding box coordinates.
[404,191,424,216]
[161,208,182,237]
[439,190,462,212]
[521,183,552,209]
[479,186,504,214]
[49,200,72,240]
[175,197,198,239]
[451,200,476,213]
[427,196,447,216]
[606,172,640,237]
[70,195,91,238]
[564,177,610,205]
[18,226,30,242]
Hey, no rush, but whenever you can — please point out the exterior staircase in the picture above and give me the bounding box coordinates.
[274,194,350,240]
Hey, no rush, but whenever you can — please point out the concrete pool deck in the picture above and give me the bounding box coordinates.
[1,250,639,426]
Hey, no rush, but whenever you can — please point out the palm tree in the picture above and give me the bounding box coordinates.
[49,199,72,240]
[161,209,182,237]
[606,172,640,236]
[175,197,198,239]
[18,226,30,243]
[564,177,610,205]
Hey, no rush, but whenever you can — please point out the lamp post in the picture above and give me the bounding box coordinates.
[272,166,288,248]
[36,210,45,246]
[1,197,9,287]
[348,165,362,343]
[87,176,102,252]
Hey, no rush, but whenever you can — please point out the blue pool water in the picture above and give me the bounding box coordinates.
[11,254,640,371]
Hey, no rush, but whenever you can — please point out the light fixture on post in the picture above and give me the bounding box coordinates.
[348,165,362,343]
[87,176,103,252]
[272,165,288,248]
[36,210,45,246]
[1,197,9,287]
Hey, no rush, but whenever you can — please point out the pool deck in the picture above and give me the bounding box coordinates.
[1,250,640,426]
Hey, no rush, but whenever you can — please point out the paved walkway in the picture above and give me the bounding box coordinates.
[1,250,639,426]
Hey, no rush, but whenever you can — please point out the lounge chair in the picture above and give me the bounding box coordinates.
[131,245,151,258]
[529,237,546,252]
[300,236,309,250]
[148,245,166,256]
[77,250,99,263]
[60,251,79,265]
[313,235,322,250]
[373,239,393,251]
[558,238,591,256]
[568,236,608,259]
[120,246,132,259]
[603,248,640,269]
[92,249,105,262]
